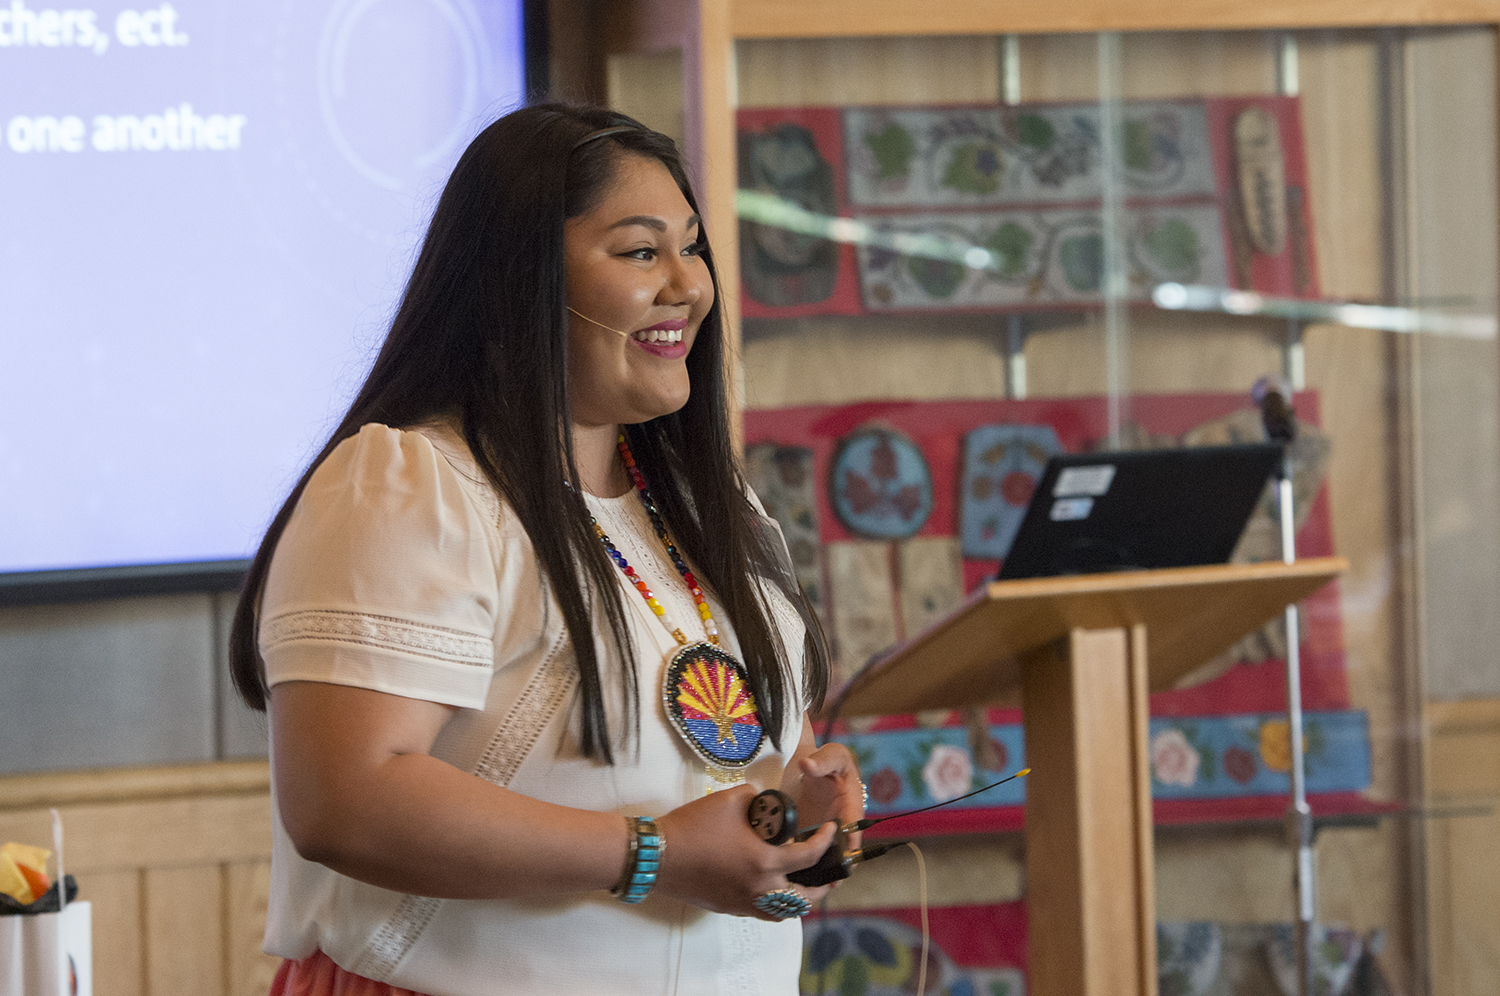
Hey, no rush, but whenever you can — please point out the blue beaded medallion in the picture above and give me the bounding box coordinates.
[663,642,764,770]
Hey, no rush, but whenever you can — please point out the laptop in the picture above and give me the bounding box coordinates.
[995,443,1283,581]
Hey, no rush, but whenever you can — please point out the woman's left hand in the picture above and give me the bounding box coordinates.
[783,718,865,847]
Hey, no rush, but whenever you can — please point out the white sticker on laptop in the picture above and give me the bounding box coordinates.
[1049,497,1094,521]
[1053,464,1116,498]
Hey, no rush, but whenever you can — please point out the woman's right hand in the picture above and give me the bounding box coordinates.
[652,784,838,920]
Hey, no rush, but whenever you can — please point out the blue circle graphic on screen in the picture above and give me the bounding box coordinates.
[319,0,492,191]
[831,428,934,539]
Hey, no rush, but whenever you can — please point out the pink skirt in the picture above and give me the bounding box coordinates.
[270,951,432,996]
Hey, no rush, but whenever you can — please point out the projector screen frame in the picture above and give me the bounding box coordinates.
[0,560,250,607]
[2,0,551,608]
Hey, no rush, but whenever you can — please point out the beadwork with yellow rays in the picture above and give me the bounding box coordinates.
[663,643,765,770]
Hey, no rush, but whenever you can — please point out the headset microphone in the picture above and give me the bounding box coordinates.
[566,306,634,338]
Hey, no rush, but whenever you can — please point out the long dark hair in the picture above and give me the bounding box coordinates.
[229,104,829,761]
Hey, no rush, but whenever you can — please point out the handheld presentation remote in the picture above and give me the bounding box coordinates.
[744,768,1030,888]
[746,788,855,887]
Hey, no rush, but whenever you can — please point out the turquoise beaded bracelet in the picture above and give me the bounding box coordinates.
[614,817,663,904]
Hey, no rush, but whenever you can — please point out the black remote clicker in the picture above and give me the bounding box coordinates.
[745,769,1030,889]
[746,788,855,887]
[747,787,798,845]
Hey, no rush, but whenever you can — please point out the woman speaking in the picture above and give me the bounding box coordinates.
[227,103,862,996]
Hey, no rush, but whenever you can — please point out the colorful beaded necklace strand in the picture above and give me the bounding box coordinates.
[588,434,764,786]
[587,434,721,648]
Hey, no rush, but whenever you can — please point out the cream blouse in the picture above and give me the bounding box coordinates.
[258,422,808,996]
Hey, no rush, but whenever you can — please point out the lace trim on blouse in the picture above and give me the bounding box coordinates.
[261,609,492,667]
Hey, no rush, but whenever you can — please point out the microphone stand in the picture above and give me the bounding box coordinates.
[1263,387,1315,996]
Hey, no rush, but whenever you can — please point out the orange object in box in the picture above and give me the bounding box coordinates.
[0,842,52,905]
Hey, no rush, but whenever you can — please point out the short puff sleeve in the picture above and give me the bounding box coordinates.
[259,424,499,709]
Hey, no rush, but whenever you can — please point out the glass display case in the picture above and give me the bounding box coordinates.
[606,6,1500,995]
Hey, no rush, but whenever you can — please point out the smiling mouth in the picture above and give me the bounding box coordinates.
[632,327,684,344]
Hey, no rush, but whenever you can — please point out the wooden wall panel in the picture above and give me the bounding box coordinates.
[739,28,1277,109]
[824,833,1025,910]
[143,865,224,996]
[1428,809,1500,996]
[1424,700,1500,996]
[1406,29,1500,703]
[1303,323,1405,798]
[1018,33,1101,101]
[1118,31,1281,97]
[737,35,1000,108]
[0,796,272,875]
[1298,34,1385,302]
[742,316,1010,407]
[1023,313,1287,399]
[1154,828,1295,922]
[728,0,1500,38]
[0,763,274,996]
[87,870,143,996]
[1023,30,1280,101]
[1316,825,1410,935]
[1155,825,1410,934]
[226,862,281,996]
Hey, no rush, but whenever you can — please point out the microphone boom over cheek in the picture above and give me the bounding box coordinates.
[568,306,634,337]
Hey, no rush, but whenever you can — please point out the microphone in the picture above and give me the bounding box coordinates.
[567,306,633,338]
[1253,375,1297,444]
[748,768,1032,886]
[785,838,910,888]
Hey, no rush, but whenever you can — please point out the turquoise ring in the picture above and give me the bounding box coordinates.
[753,888,812,920]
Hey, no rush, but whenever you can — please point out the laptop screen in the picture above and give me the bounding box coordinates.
[996,444,1283,580]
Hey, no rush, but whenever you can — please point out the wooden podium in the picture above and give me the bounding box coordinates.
[837,557,1346,996]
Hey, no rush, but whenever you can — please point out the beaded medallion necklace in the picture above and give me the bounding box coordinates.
[588,435,764,786]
